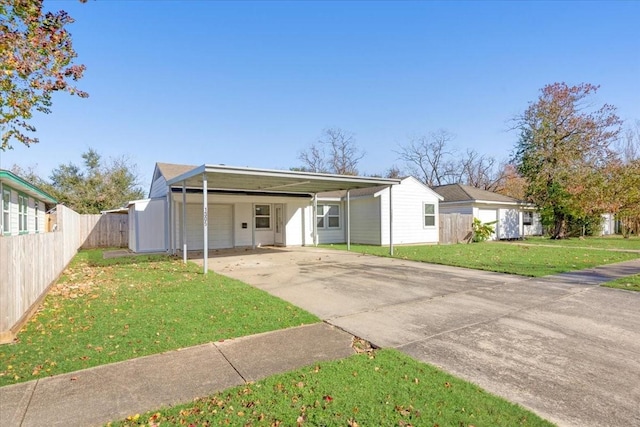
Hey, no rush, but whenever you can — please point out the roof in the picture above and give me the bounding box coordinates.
[317,176,443,200]
[157,163,400,194]
[0,169,57,204]
[432,183,519,204]
[154,162,199,182]
[317,185,385,199]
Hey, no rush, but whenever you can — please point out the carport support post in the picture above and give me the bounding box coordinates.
[346,190,351,251]
[389,185,394,256]
[313,194,318,246]
[203,173,208,274]
[182,182,187,264]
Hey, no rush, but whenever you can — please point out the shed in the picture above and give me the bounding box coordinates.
[433,183,542,240]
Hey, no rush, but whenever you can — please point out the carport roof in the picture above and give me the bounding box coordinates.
[165,164,401,194]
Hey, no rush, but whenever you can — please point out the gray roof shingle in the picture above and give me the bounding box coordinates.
[432,183,519,203]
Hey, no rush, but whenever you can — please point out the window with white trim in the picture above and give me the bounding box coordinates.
[2,189,10,234]
[523,211,533,226]
[424,203,436,227]
[18,194,27,233]
[317,204,340,229]
[255,204,271,229]
[35,204,39,232]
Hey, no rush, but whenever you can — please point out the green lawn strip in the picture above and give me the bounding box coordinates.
[323,243,639,277]
[109,348,554,427]
[515,236,640,251]
[602,274,640,292]
[0,250,319,387]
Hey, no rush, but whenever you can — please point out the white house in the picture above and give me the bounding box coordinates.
[0,169,57,236]
[433,183,542,240]
[129,163,402,257]
[316,176,443,245]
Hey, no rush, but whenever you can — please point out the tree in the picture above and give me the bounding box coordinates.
[1,0,87,150]
[397,130,505,189]
[297,128,364,175]
[513,83,622,239]
[493,163,527,200]
[48,148,144,214]
[396,129,457,186]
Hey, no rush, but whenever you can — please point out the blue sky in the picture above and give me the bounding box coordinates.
[1,1,638,190]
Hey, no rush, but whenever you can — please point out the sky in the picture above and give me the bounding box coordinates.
[1,0,639,191]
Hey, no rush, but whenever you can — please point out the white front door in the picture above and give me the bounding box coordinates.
[274,204,284,245]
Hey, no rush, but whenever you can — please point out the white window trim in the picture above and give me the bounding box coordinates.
[18,193,28,234]
[2,188,10,235]
[423,202,436,228]
[317,204,341,229]
[254,204,272,230]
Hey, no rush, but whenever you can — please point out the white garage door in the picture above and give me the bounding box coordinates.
[186,204,233,249]
[477,209,498,240]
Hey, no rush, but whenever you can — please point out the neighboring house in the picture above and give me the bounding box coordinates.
[433,183,542,240]
[129,162,401,253]
[0,170,57,236]
[316,176,443,245]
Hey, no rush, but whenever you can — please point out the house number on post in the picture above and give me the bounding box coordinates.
[203,207,208,227]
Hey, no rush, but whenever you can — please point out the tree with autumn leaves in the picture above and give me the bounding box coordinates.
[512,82,634,238]
[1,0,87,150]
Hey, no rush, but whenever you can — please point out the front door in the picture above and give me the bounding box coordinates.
[274,204,284,246]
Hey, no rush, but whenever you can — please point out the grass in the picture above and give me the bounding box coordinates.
[324,241,640,277]
[109,348,554,427]
[517,235,640,250]
[602,274,640,292]
[0,249,319,387]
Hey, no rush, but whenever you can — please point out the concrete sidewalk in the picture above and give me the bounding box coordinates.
[0,323,355,427]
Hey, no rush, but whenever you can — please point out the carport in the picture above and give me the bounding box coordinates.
[165,164,400,273]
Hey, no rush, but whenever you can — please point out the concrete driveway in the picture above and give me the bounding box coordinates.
[200,247,640,427]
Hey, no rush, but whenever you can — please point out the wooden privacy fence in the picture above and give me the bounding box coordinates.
[80,214,128,249]
[439,213,473,244]
[0,207,129,343]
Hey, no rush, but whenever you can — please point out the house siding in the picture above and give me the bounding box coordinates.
[383,178,439,245]
[149,176,168,199]
[164,192,312,251]
[350,197,381,245]
[316,202,346,244]
[0,184,49,236]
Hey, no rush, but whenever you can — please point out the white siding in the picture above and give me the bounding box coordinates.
[523,212,543,236]
[476,208,498,240]
[169,193,312,249]
[382,177,440,245]
[317,202,346,244]
[497,208,521,239]
[350,197,381,245]
[149,176,168,199]
[129,198,166,252]
[439,204,473,215]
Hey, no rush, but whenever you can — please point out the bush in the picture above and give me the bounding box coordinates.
[472,217,496,242]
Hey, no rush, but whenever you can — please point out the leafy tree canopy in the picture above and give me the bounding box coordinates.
[513,82,622,238]
[24,148,145,214]
[1,0,87,150]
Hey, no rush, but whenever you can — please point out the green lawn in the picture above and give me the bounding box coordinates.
[517,235,640,250]
[602,274,640,292]
[324,241,640,277]
[109,349,554,427]
[0,250,319,387]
